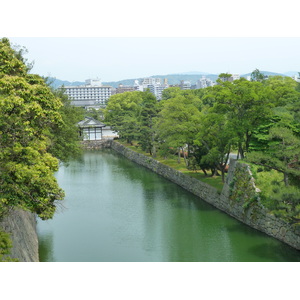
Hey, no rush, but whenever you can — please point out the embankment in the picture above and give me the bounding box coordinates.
[0,209,39,262]
[110,140,300,250]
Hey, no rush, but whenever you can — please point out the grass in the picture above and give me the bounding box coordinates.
[117,140,224,193]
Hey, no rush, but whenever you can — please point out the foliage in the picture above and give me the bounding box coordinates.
[250,68,266,82]
[0,230,17,262]
[104,91,143,144]
[156,92,202,165]
[136,90,159,155]
[103,69,300,224]
[0,38,80,222]
[194,109,235,181]
[46,87,84,163]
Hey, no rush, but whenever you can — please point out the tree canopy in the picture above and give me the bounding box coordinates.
[0,38,82,221]
[104,70,300,223]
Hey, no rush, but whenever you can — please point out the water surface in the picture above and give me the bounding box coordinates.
[37,150,300,262]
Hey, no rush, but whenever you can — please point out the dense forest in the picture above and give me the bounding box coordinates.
[104,71,300,224]
[0,38,83,260]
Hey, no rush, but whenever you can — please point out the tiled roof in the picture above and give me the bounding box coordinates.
[77,117,106,128]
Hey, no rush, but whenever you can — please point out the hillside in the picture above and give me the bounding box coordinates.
[49,70,291,89]
[240,71,288,78]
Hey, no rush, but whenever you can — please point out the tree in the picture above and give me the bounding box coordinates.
[136,90,159,156]
[0,38,74,220]
[194,109,235,181]
[104,91,143,144]
[264,76,299,107]
[247,126,300,186]
[212,79,273,158]
[156,93,202,165]
[250,68,265,82]
[47,87,84,164]
[218,73,232,82]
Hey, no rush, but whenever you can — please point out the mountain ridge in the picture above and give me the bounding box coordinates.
[49,70,295,89]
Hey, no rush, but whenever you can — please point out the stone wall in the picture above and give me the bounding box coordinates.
[80,139,112,150]
[111,141,300,250]
[0,209,39,262]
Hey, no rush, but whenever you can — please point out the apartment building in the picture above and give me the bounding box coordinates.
[63,79,112,108]
[134,77,169,100]
[196,76,215,89]
[180,80,191,90]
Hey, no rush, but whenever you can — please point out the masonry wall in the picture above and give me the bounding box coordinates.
[111,141,300,250]
[0,209,39,262]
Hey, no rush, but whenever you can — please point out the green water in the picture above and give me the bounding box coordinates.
[37,150,300,262]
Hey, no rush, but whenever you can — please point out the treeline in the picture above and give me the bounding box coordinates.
[0,38,83,260]
[104,71,300,224]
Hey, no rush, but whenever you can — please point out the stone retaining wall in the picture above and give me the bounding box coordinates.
[111,141,300,250]
[0,209,39,262]
[80,139,112,150]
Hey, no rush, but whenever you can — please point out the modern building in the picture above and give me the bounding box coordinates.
[219,74,240,82]
[63,79,112,109]
[115,84,136,94]
[292,74,300,83]
[133,77,169,100]
[147,84,169,100]
[196,76,215,89]
[180,80,191,90]
[142,77,161,86]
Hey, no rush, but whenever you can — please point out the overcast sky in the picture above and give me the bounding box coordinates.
[3,1,300,83]
[8,37,300,82]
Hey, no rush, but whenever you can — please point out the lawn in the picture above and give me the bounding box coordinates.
[117,140,224,193]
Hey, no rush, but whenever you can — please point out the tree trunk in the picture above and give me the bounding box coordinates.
[177,147,181,164]
[181,146,188,167]
[152,144,156,158]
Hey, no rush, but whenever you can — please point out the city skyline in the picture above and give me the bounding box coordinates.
[8,37,300,83]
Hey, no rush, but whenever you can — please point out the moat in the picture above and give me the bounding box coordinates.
[37,150,300,262]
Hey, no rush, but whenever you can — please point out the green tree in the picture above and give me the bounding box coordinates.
[212,79,273,158]
[104,91,143,144]
[194,109,235,181]
[247,126,300,187]
[218,73,232,82]
[250,68,265,82]
[47,87,84,163]
[156,93,202,165]
[0,38,66,220]
[136,90,159,156]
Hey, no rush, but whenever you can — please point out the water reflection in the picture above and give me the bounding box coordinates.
[37,150,300,262]
[38,230,55,262]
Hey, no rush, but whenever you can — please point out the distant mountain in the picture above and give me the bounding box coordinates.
[49,70,295,89]
[48,78,85,89]
[172,71,212,75]
[103,74,219,87]
[284,71,299,77]
[241,71,288,78]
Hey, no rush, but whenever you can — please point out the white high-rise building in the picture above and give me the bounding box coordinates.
[63,78,112,108]
[292,74,300,83]
[196,76,215,89]
[180,80,191,90]
[134,78,168,100]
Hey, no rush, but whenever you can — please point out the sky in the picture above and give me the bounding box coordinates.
[3,0,300,83]
[7,37,300,82]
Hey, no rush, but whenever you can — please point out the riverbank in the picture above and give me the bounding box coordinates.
[108,140,300,251]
